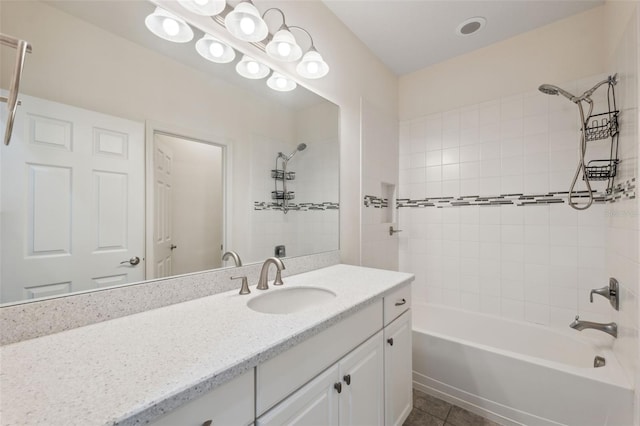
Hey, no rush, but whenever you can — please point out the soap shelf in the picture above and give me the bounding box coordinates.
[585,111,619,142]
[271,169,296,180]
[584,159,619,181]
[272,191,295,200]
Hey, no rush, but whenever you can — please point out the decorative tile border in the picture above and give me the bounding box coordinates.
[607,177,636,202]
[363,178,636,209]
[254,201,339,211]
[363,195,388,208]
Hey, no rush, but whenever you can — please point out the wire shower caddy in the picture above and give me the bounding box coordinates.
[583,78,619,194]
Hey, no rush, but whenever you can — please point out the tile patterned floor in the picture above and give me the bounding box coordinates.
[404,390,504,426]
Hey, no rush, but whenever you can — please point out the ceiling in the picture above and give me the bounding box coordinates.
[322,0,603,76]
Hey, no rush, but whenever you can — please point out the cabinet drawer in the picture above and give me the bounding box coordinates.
[383,283,411,326]
[150,369,254,426]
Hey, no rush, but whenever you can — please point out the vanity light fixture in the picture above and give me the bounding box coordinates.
[267,72,297,92]
[195,34,236,63]
[224,1,269,43]
[145,2,330,91]
[290,26,329,79]
[263,9,302,62]
[177,0,226,16]
[144,7,194,43]
[236,54,270,79]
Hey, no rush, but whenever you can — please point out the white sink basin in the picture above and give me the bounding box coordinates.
[247,287,337,315]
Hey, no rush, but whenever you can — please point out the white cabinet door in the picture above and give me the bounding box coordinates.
[257,364,340,426]
[150,370,254,426]
[384,310,413,426]
[339,331,384,426]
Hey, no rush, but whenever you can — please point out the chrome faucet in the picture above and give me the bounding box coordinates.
[257,257,285,290]
[570,315,617,338]
[222,251,242,267]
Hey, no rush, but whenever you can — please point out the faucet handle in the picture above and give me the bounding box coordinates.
[589,278,619,311]
[589,286,609,303]
[231,276,250,295]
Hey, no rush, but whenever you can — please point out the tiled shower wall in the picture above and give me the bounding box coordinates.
[250,102,340,263]
[398,72,633,329]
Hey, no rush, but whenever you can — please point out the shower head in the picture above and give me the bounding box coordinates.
[280,143,308,162]
[538,84,578,102]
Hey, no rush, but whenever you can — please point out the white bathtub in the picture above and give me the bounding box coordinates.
[412,303,634,426]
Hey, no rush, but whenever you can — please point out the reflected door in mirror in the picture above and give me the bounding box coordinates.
[0,94,145,303]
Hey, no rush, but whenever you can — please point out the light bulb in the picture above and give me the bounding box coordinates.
[240,17,255,35]
[306,61,319,75]
[209,42,224,58]
[247,61,259,74]
[194,0,208,5]
[162,18,180,36]
[277,42,291,57]
[276,77,287,89]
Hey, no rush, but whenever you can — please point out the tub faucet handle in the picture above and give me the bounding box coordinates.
[589,278,619,310]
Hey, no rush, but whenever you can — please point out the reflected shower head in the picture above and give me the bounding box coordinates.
[538,84,577,102]
[280,143,308,162]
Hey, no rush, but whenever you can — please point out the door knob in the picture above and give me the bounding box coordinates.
[120,256,140,266]
[387,338,394,346]
[170,244,178,251]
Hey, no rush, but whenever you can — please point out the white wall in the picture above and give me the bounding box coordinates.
[361,99,400,270]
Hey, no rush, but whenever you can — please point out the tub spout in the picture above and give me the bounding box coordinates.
[570,315,617,338]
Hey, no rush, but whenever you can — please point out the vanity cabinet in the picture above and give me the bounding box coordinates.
[257,332,384,426]
[149,369,254,426]
[151,282,411,426]
[384,310,412,426]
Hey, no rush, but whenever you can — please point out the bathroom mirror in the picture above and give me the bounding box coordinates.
[0,0,339,305]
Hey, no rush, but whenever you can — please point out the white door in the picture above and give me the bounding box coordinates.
[256,364,340,426]
[150,138,174,278]
[1,94,144,303]
[339,331,384,426]
[384,311,413,426]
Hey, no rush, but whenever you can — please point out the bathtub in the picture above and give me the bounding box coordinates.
[412,303,634,426]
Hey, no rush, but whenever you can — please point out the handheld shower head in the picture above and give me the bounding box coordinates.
[538,84,577,102]
[279,143,308,162]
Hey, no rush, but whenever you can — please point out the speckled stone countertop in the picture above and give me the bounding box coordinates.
[0,264,413,426]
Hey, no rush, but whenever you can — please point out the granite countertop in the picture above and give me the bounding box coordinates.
[0,264,414,426]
